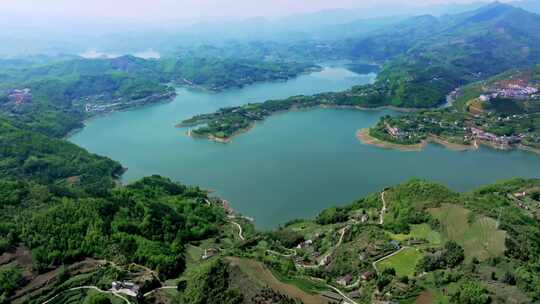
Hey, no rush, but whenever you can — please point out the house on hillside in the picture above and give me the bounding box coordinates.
[321,255,332,266]
[337,274,354,286]
[390,240,401,250]
[111,281,140,297]
[296,239,313,249]
[361,271,375,281]
[7,88,32,106]
[202,248,218,260]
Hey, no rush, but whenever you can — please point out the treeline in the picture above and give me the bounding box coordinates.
[0,54,315,139]
[2,173,226,279]
[0,117,123,197]
[160,56,317,91]
[0,115,227,279]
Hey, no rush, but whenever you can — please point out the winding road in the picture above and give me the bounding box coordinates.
[317,227,347,267]
[327,285,358,304]
[42,286,131,304]
[380,191,387,225]
[231,220,245,241]
[143,286,177,297]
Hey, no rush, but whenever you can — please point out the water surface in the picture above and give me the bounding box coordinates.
[70,67,540,228]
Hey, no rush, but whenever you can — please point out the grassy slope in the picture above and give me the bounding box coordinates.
[377,247,424,277]
[430,203,507,261]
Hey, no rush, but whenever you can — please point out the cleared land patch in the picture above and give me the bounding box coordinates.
[390,224,442,245]
[429,204,506,261]
[375,247,423,277]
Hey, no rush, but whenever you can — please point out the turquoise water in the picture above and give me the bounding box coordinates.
[70,67,540,229]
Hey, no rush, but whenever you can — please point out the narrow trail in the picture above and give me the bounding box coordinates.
[327,285,358,304]
[266,249,296,258]
[231,221,245,241]
[42,286,131,304]
[379,191,387,225]
[317,227,347,266]
[143,286,176,297]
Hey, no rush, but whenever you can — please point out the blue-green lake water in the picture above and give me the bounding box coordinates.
[70,67,540,229]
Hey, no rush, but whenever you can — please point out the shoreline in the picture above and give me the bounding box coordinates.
[182,104,412,143]
[178,66,323,93]
[357,128,540,155]
[427,135,477,152]
[64,92,177,140]
[356,129,426,151]
[186,123,257,144]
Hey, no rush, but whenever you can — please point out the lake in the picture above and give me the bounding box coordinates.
[70,66,540,229]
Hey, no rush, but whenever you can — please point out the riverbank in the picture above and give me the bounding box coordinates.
[428,136,477,152]
[356,128,426,151]
[186,123,256,144]
[357,128,540,155]
[64,91,176,140]
[179,66,323,93]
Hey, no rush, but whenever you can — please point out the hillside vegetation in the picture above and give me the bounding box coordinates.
[181,3,540,142]
[0,54,316,139]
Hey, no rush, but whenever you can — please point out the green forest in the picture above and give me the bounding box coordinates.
[1,2,540,304]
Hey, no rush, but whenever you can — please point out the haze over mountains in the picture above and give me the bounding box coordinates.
[1,1,540,303]
[0,0,538,57]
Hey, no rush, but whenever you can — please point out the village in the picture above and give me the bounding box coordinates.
[6,88,32,106]
[78,90,176,114]
[382,118,526,148]
[478,77,539,103]
[1,88,33,110]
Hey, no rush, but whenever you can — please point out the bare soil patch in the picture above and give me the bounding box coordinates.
[227,257,329,304]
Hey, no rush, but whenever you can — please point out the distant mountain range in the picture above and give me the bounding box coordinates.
[1,1,539,57]
[344,2,540,107]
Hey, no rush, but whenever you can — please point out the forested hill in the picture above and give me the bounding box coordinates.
[0,56,175,138]
[346,2,540,107]
[0,117,123,197]
[0,54,316,138]
[180,3,540,142]
[0,112,230,302]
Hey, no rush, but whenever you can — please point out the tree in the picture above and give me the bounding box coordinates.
[84,294,112,304]
[451,281,490,304]
[502,271,516,285]
[57,265,70,283]
[183,259,244,304]
[444,241,465,268]
[177,280,187,291]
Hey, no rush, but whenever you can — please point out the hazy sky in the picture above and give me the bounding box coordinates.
[3,0,500,22]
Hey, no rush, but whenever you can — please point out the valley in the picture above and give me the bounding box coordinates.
[1,2,540,304]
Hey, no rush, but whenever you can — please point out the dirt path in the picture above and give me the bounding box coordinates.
[379,191,387,225]
[317,227,346,266]
[327,285,358,304]
[42,286,131,304]
[143,286,176,297]
[231,221,245,241]
[266,249,296,258]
